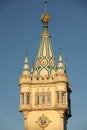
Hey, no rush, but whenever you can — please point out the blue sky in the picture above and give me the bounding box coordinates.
[0,0,87,130]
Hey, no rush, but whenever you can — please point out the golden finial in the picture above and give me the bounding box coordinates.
[41,0,50,24]
[41,13,50,24]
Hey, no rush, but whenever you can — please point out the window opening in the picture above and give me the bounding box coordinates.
[21,93,24,105]
[26,93,30,104]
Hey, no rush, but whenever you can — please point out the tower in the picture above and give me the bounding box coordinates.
[19,2,72,130]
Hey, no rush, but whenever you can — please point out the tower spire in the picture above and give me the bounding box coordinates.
[32,1,56,77]
[57,48,66,73]
[22,49,30,75]
[19,2,72,130]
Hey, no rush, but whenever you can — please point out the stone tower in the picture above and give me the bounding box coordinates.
[19,4,72,130]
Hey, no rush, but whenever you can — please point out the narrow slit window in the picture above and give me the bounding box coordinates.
[47,92,51,105]
[56,92,59,103]
[42,93,45,105]
[21,93,24,105]
[62,92,66,104]
[26,93,30,104]
[36,93,40,105]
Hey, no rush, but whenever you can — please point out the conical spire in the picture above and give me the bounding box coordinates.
[22,50,30,75]
[32,4,56,77]
[57,48,66,73]
[37,13,52,57]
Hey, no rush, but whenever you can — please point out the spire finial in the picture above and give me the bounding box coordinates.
[41,0,50,24]
[60,47,62,55]
[59,43,63,55]
[22,49,30,75]
[44,0,47,13]
[57,47,66,73]
[26,49,28,57]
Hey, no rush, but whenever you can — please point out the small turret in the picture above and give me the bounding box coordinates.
[57,48,66,74]
[19,50,31,85]
[55,48,72,119]
[19,50,32,119]
[22,50,30,75]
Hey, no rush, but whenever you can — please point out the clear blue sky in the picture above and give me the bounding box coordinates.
[0,0,87,130]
